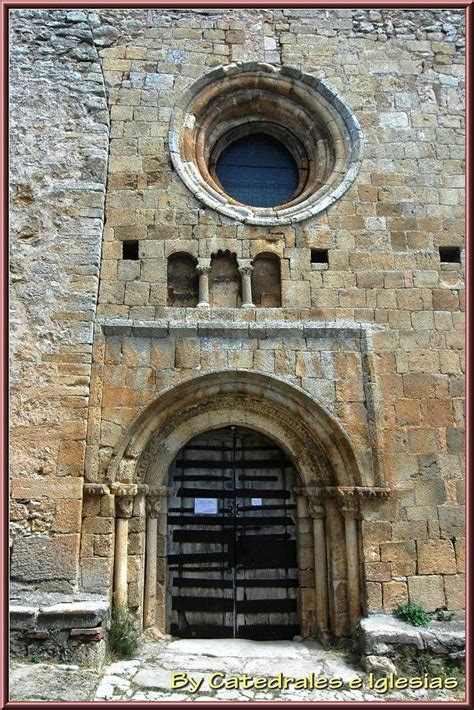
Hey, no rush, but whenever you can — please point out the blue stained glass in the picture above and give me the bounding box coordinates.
[215,133,299,208]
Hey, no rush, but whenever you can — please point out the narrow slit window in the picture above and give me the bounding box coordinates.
[439,247,461,264]
[122,240,139,261]
[311,249,329,265]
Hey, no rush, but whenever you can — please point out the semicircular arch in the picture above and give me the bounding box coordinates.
[106,370,367,489]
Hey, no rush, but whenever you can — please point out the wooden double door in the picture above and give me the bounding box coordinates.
[167,427,300,639]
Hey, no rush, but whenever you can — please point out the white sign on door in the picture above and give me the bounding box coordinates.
[194,497,218,515]
[251,498,263,507]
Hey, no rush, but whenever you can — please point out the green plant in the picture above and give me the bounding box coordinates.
[444,664,465,693]
[417,652,442,675]
[109,605,140,658]
[394,601,431,627]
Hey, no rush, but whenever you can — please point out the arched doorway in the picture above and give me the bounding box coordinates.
[104,371,387,642]
[166,426,300,640]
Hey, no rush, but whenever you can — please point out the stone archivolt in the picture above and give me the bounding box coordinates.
[105,370,376,491]
[170,62,363,225]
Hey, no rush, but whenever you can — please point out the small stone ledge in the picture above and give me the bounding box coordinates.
[37,601,109,629]
[358,614,465,662]
[10,596,110,668]
[11,599,109,630]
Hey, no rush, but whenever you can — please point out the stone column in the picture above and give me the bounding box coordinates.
[238,260,255,307]
[143,493,162,627]
[308,498,329,639]
[113,484,137,608]
[197,258,211,307]
[340,499,361,631]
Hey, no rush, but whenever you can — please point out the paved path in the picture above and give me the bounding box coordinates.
[10,638,464,703]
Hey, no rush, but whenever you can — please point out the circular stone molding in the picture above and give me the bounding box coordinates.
[169,62,364,226]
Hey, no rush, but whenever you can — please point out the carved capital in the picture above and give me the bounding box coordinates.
[339,499,360,520]
[197,258,211,274]
[83,483,110,496]
[112,483,138,518]
[116,496,134,519]
[146,496,163,518]
[308,500,325,520]
[238,261,253,277]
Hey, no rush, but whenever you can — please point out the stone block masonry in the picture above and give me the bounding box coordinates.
[10,7,464,663]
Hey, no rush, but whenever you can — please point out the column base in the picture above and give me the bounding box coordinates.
[197,302,210,308]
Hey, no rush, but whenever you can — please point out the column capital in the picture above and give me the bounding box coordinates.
[196,258,211,274]
[146,496,163,518]
[116,495,134,519]
[308,500,326,520]
[237,259,253,276]
[112,483,137,519]
[146,486,171,517]
[339,498,360,519]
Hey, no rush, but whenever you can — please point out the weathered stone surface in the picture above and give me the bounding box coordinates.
[10,661,102,702]
[11,535,80,582]
[9,5,465,669]
[382,581,408,611]
[359,614,424,654]
[407,575,445,610]
[37,601,109,629]
[12,478,83,501]
[363,655,397,676]
[444,574,465,610]
[10,636,465,702]
[417,540,457,575]
[438,506,465,539]
[359,614,464,663]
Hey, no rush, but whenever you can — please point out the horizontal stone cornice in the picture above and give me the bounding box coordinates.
[98,318,383,340]
[299,485,391,500]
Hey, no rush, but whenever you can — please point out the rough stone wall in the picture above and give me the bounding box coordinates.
[10,8,465,618]
[10,9,109,594]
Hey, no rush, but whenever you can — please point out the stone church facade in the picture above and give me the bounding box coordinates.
[10,7,465,662]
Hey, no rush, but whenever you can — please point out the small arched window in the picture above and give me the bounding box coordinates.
[209,251,241,308]
[215,133,299,208]
[167,253,199,307]
[252,253,282,307]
